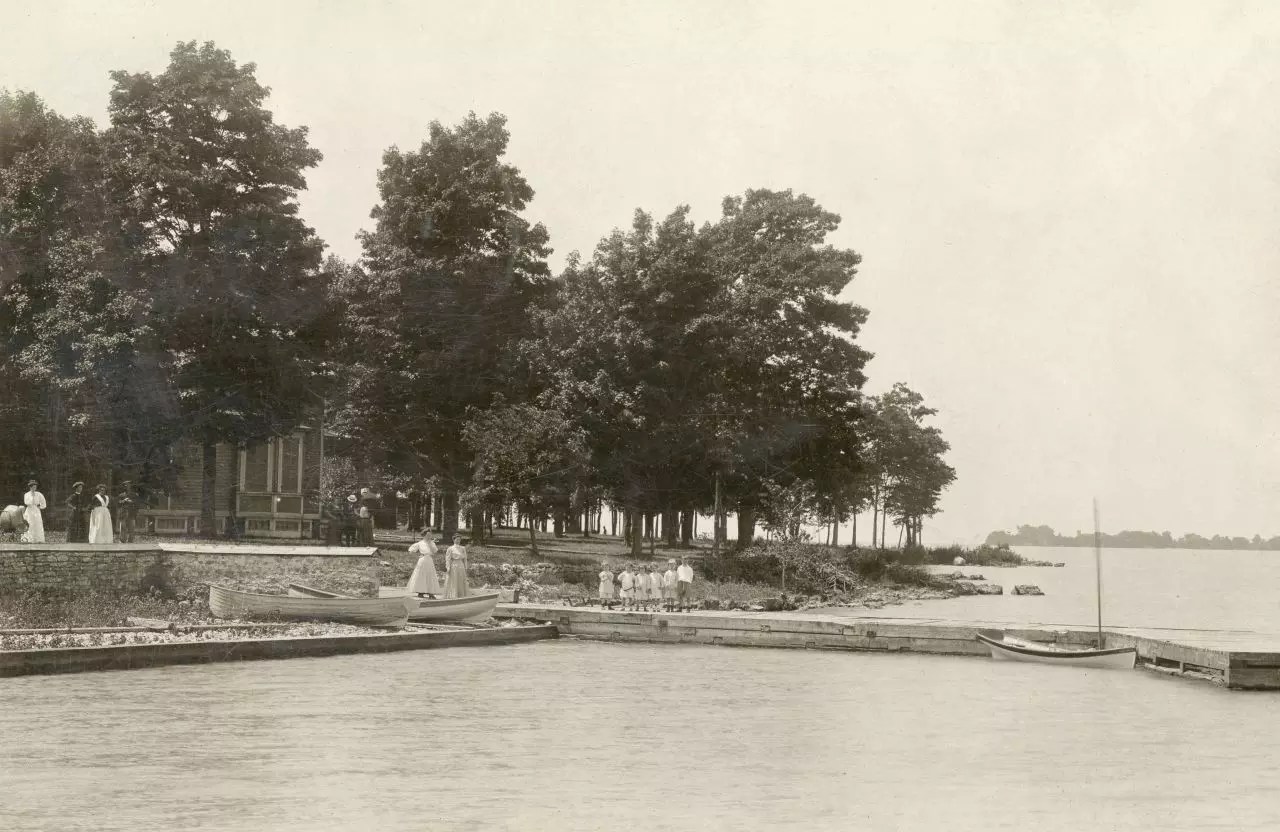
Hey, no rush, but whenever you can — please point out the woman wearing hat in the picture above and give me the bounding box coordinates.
[20,480,46,543]
[64,482,89,543]
[88,484,114,544]
[406,529,443,598]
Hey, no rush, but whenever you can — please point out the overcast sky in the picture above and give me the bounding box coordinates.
[3,0,1277,543]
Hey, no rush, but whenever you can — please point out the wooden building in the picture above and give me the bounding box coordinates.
[141,427,325,538]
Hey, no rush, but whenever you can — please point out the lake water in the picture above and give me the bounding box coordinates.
[850,546,1280,645]
[5,546,1280,830]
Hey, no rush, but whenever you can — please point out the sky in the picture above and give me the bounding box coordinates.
[2,0,1278,544]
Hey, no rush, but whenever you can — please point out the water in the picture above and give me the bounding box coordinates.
[850,546,1280,640]
[3,638,1280,831]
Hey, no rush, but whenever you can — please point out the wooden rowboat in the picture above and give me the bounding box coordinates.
[975,631,1137,670]
[208,584,412,627]
[288,583,499,623]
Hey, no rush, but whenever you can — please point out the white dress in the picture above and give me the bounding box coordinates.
[21,491,46,543]
[89,493,114,544]
[598,570,615,599]
[407,540,443,595]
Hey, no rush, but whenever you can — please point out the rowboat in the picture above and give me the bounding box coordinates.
[208,584,412,627]
[975,631,1137,670]
[289,584,500,623]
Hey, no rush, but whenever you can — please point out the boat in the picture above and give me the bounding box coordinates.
[288,583,500,623]
[976,498,1137,671]
[975,630,1137,669]
[208,584,412,627]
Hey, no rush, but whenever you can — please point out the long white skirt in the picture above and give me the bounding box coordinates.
[21,507,45,543]
[89,506,114,544]
[407,555,443,595]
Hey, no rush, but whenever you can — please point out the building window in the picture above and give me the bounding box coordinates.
[243,442,272,492]
[279,435,301,493]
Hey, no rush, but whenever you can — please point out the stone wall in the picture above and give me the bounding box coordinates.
[0,544,380,600]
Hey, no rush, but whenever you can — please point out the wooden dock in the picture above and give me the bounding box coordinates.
[493,603,1280,690]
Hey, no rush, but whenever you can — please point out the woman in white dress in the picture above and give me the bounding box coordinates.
[406,531,443,597]
[444,534,469,599]
[21,480,46,543]
[88,484,114,544]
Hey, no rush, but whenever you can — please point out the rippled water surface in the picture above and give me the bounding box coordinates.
[4,638,1280,831]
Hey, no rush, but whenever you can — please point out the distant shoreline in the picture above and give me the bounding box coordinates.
[989,527,1280,552]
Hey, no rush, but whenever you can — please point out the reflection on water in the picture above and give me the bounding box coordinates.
[3,640,1279,831]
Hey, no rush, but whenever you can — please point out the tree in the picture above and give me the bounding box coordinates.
[0,90,158,493]
[528,206,724,556]
[105,41,330,535]
[701,189,871,547]
[864,383,955,548]
[461,402,587,556]
[339,112,551,539]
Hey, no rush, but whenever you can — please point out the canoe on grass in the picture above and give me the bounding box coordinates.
[975,631,1136,670]
[209,584,412,627]
[289,583,500,623]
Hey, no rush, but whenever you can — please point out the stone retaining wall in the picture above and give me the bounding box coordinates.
[0,544,380,599]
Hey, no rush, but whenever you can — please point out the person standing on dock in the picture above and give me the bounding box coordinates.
[116,482,137,543]
[648,564,663,610]
[88,484,113,544]
[598,562,615,607]
[20,480,46,543]
[407,530,443,598]
[618,564,635,610]
[662,560,677,612]
[444,534,469,599]
[676,556,694,612]
[634,564,650,610]
[64,482,89,543]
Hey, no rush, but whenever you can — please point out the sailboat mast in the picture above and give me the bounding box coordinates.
[1093,498,1104,649]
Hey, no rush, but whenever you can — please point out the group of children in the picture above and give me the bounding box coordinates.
[597,556,696,612]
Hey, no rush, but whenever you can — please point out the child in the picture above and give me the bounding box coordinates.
[648,564,664,609]
[634,565,650,611]
[663,559,678,612]
[618,564,635,610]
[598,561,615,607]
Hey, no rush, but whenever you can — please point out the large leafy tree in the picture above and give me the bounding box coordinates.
[702,189,872,545]
[529,207,722,555]
[0,90,154,493]
[105,41,330,534]
[339,112,551,537]
[461,401,588,554]
[865,383,956,548]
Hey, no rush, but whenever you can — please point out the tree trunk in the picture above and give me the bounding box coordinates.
[881,508,888,551]
[629,510,643,557]
[831,520,839,547]
[736,507,756,550]
[528,513,539,556]
[623,509,631,546]
[852,513,857,548]
[680,510,693,546]
[553,514,564,538]
[871,489,879,549]
[643,513,652,543]
[611,507,617,538]
[201,440,218,539]
[442,491,459,539]
[663,508,678,547]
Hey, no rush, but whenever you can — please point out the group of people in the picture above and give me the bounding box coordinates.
[322,491,378,546]
[15,479,135,544]
[598,556,696,612]
[406,530,471,599]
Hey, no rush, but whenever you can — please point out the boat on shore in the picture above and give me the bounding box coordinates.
[209,584,412,627]
[289,584,500,623]
[975,631,1137,669]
